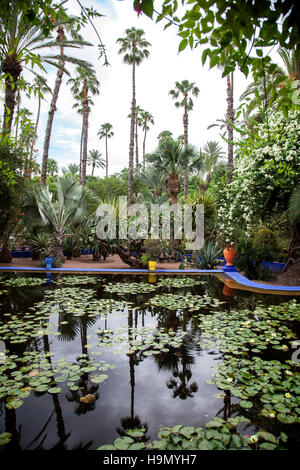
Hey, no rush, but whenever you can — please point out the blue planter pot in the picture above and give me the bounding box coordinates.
[44,257,54,269]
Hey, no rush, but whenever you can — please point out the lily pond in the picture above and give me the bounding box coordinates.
[0,272,299,451]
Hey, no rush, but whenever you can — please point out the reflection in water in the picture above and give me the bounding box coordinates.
[116,309,150,444]
[0,273,298,450]
[223,284,235,299]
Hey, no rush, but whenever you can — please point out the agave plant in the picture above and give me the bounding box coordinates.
[27,231,53,259]
[179,240,222,269]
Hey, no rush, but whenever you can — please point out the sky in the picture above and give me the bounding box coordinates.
[21,0,279,177]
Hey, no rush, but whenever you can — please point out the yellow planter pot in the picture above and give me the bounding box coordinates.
[148,260,157,271]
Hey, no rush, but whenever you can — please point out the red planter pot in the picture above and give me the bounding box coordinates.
[223,246,237,266]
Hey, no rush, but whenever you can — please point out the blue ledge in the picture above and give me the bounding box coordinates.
[0,266,220,273]
[226,271,300,292]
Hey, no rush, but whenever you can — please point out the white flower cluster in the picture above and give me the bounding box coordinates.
[217,110,300,243]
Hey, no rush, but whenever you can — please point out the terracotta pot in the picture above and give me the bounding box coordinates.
[223,285,235,298]
[223,246,237,266]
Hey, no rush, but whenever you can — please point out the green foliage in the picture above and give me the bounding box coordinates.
[63,236,74,259]
[134,0,300,81]
[143,239,162,260]
[0,141,23,236]
[27,231,53,259]
[149,417,285,450]
[235,238,273,280]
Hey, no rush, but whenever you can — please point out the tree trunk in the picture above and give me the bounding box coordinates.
[80,81,89,186]
[115,245,143,268]
[143,126,147,169]
[54,229,65,261]
[2,54,22,136]
[296,43,300,84]
[227,71,234,184]
[79,120,84,179]
[92,163,95,176]
[135,117,139,173]
[105,134,108,177]
[15,89,21,140]
[183,104,189,196]
[128,59,136,204]
[41,27,65,186]
[30,92,41,160]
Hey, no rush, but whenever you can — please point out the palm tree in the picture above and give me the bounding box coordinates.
[157,130,173,143]
[0,2,91,137]
[87,149,105,176]
[68,66,100,186]
[117,27,151,204]
[97,123,114,178]
[148,139,191,252]
[40,21,93,186]
[192,141,225,193]
[169,80,200,194]
[138,167,166,201]
[140,110,154,169]
[47,158,59,177]
[62,163,79,176]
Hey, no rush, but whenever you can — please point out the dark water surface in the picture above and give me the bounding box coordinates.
[0,273,299,450]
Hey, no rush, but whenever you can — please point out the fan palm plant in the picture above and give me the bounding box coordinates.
[97,123,114,177]
[117,27,151,203]
[87,149,105,176]
[23,176,98,260]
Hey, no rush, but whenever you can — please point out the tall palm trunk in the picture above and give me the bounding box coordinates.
[167,171,181,254]
[183,103,189,195]
[296,43,300,84]
[128,58,136,204]
[80,79,89,186]
[135,117,139,173]
[15,89,21,139]
[79,121,84,178]
[142,126,147,169]
[30,88,41,160]
[41,26,65,186]
[2,53,22,136]
[92,162,95,176]
[105,134,108,177]
[227,71,234,184]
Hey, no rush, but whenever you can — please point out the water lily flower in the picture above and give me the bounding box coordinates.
[285,393,291,398]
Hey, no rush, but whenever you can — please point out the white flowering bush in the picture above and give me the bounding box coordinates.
[217,110,300,245]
